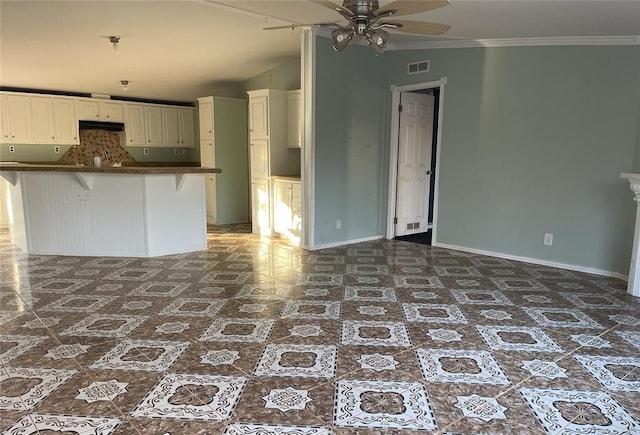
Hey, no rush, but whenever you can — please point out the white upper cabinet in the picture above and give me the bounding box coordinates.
[53,98,79,144]
[30,96,78,145]
[125,103,146,147]
[101,101,124,122]
[162,107,180,147]
[162,106,195,148]
[198,99,213,140]
[144,106,163,147]
[286,90,302,149]
[75,98,124,122]
[178,108,195,148]
[5,94,32,143]
[0,94,8,142]
[248,95,268,138]
[30,96,56,143]
[75,99,99,120]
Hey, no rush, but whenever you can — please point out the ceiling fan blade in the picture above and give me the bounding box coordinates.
[375,0,449,17]
[382,20,450,35]
[310,0,354,16]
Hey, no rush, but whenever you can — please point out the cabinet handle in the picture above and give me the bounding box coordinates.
[52,136,55,139]
[148,140,151,142]
[208,130,212,134]
[130,139,133,142]
[106,115,109,118]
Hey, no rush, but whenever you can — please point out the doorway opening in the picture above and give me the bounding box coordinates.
[386,78,446,246]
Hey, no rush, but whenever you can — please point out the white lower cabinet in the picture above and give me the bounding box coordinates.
[251,178,271,235]
[272,178,301,245]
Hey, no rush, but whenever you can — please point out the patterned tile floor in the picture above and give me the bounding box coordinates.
[1,223,639,434]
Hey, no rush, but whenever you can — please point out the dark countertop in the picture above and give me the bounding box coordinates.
[0,162,221,174]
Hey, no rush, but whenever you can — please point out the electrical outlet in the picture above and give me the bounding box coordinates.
[143,148,149,155]
[174,148,180,155]
[336,220,342,230]
[182,149,187,155]
[54,146,60,154]
[544,233,553,246]
[9,145,15,153]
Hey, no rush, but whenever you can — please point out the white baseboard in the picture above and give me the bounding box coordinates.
[434,242,628,281]
[310,235,384,251]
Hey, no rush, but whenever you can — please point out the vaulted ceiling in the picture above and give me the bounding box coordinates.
[1,1,638,102]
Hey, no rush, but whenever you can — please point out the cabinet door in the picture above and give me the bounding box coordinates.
[249,138,269,179]
[76,99,100,120]
[205,176,217,224]
[251,178,270,235]
[144,106,163,146]
[198,100,213,139]
[0,94,9,143]
[291,182,302,240]
[249,95,268,138]
[287,91,302,148]
[178,108,195,148]
[125,104,146,146]
[200,139,215,167]
[7,95,32,143]
[273,180,292,235]
[100,101,124,122]
[53,98,78,144]
[30,96,55,143]
[162,107,180,147]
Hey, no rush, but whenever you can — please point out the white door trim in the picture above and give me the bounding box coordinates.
[301,27,316,249]
[386,77,447,243]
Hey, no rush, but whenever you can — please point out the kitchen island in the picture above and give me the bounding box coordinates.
[0,163,221,257]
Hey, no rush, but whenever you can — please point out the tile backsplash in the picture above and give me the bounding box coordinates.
[58,130,136,166]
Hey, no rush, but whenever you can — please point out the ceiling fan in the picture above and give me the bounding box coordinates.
[265,0,451,55]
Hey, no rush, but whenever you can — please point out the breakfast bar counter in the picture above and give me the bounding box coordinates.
[0,163,221,257]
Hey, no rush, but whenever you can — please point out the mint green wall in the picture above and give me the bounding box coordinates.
[380,45,640,274]
[240,58,301,94]
[213,97,249,224]
[314,37,388,245]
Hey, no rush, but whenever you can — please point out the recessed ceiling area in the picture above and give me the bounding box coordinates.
[1,1,638,102]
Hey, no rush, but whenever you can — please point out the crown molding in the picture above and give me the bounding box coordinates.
[387,36,640,51]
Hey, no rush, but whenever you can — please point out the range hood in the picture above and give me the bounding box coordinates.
[78,120,125,132]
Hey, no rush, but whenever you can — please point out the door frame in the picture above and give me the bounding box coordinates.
[386,77,447,243]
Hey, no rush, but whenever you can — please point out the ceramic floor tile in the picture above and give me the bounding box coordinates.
[0,225,638,434]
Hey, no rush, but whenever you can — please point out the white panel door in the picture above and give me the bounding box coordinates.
[395,92,434,237]
[250,138,269,179]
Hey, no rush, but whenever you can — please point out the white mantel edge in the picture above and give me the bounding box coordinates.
[620,172,640,297]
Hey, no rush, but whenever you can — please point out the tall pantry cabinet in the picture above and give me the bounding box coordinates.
[247,89,300,236]
[198,96,249,225]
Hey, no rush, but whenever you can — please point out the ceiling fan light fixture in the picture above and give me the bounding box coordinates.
[366,28,388,55]
[109,36,120,50]
[331,27,355,52]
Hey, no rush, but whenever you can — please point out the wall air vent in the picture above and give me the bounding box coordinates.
[407,60,430,75]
